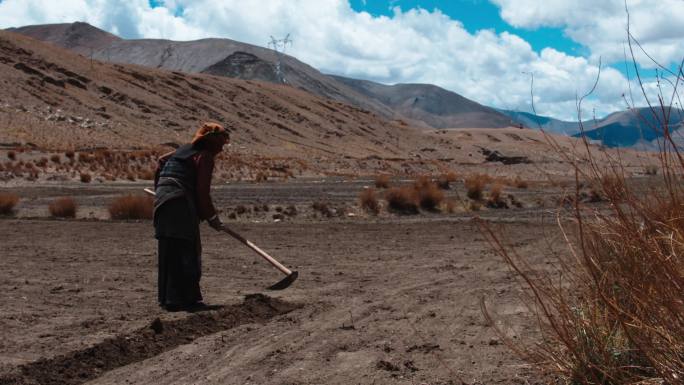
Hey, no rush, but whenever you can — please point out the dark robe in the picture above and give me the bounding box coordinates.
[153,144,217,307]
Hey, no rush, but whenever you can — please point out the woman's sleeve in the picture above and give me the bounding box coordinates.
[194,151,217,220]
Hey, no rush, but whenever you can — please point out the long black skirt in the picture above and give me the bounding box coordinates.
[158,237,203,307]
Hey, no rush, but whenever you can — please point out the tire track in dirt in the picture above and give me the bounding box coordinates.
[0,294,300,385]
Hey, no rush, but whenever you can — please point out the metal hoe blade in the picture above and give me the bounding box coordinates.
[268,271,299,290]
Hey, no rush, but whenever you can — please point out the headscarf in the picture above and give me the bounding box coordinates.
[191,122,229,153]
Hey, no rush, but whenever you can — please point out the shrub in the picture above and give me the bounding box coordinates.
[7,151,16,160]
[50,154,61,164]
[0,193,19,215]
[108,195,153,220]
[48,197,77,218]
[486,183,507,209]
[359,188,380,215]
[65,151,75,160]
[437,171,458,189]
[80,173,92,183]
[375,174,390,189]
[644,164,658,175]
[385,186,418,214]
[482,46,684,383]
[465,174,489,200]
[415,180,444,211]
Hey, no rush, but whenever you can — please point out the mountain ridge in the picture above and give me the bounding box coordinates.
[10,22,515,130]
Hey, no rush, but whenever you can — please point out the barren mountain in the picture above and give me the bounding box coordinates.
[329,75,514,129]
[11,22,515,130]
[9,22,396,119]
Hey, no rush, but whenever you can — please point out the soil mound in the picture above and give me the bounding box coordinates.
[0,294,300,385]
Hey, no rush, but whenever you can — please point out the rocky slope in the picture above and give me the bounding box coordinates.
[10,22,514,130]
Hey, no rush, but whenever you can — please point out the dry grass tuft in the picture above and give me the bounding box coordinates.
[465,174,490,200]
[80,173,92,183]
[437,171,458,189]
[375,174,391,189]
[385,186,418,214]
[359,188,380,215]
[415,179,444,211]
[109,195,153,220]
[486,183,507,209]
[48,197,77,218]
[0,193,19,215]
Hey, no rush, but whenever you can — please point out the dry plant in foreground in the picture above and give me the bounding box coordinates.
[109,195,153,220]
[48,197,77,218]
[0,193,19,215]
[481,25,684,383]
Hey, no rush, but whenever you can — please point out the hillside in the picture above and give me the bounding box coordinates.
[10,22,515,130]
[329,75,514,129]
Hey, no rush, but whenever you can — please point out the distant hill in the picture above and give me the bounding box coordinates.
[500,108,684,148]
[10,22,515,130]
[578,107,684,147]
[498,109,582,135]
[330,75,514,129]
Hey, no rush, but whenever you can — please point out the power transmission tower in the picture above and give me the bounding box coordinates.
[268,34,292,83]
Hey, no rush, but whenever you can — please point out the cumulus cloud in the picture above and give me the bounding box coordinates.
[491,0,684,68]
[0,0,672,121]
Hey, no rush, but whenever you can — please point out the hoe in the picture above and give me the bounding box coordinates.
[144,188,298,290]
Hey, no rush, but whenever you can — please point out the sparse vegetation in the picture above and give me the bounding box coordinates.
[485,183,507,209]
[415,179,444,211]
[385,186,418,214]
[465,174,489,200]
[359,188,380,215]
[437,171,457,189]
[80,173,92,183]
[0,193,19,215]
[374,174,390,189]
[108,195,153,220]
[481,30,684,383]
[48,197,77,218]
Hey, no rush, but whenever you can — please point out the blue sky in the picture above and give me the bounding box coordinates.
[349,0,585,57]
[1,0,682,120]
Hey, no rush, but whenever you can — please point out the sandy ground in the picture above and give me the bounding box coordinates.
[0,179,573,385]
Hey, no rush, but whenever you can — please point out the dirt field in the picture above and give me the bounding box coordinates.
[0,180,572,384]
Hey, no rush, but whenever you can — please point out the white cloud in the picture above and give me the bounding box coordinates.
[0,0,674,121]
[491,0,684,68]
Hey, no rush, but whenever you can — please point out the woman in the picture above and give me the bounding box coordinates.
[153,122,229,311]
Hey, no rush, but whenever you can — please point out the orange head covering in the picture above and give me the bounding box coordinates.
[191,122,230,145]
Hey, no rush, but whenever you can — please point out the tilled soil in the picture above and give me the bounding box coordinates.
[0,212,560,384]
